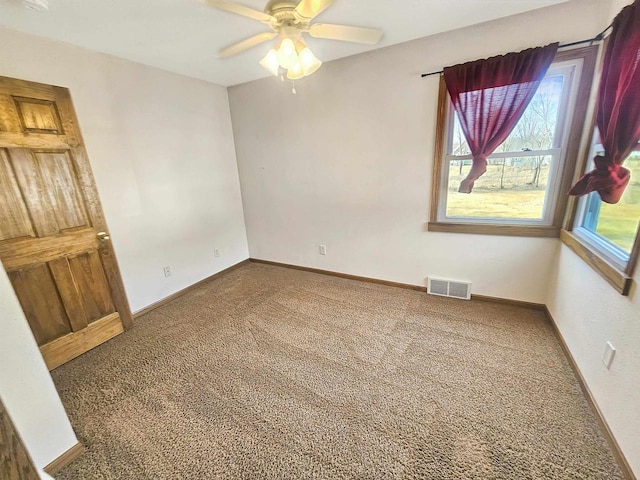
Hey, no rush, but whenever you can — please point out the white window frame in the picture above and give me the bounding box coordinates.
[436,60,583,227]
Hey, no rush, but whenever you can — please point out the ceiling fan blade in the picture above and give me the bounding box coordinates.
[294,0,335,20]
[206,0,275,23]
[309,23,383,45]
[218,32,277,58]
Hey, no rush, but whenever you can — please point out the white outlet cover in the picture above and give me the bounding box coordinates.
[602,341,616,370]
[319,245,327,255]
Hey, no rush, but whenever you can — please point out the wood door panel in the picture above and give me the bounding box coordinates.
[49,257,89,333]
[68,251,116,323]
[8,264,72,346]
[35,151,89,231]
[0,94,23,134]
[9,148,59,237]
[0,83,76,143]
[9,149,89,237]
[0,149,34,241]
[13,97,63,134]
[0,75,132,370]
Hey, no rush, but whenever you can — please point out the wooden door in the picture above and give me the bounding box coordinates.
[0,76,132,370]
[0,398,40,480]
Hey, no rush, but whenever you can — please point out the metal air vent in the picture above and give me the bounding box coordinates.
[427,278,471,300]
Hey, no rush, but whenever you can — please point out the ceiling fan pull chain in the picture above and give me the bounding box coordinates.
[292,80,297,95]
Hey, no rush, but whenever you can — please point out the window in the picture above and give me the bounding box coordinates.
[559,3,640,295]
[429,47,598,237]
[564,138,640,294]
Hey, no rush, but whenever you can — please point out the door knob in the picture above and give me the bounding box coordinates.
[97,231,111,241]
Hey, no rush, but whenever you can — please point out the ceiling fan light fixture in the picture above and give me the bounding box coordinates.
[276,38,298,69]
[286,60,305,80]
[299,47,322,76]
[260,49,280,76]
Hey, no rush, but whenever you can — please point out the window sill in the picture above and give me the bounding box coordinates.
[428,222,560,238]
[560,229,633,295]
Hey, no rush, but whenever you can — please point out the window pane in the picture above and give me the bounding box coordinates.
[451,74,564,154]
[446,156,552,219]
[452,115,471,155]
[582,153,640,253]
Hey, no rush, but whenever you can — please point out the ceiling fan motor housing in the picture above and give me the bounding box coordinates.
[265,0,311,26]
[265,0,299,15]
[279,26,302,41]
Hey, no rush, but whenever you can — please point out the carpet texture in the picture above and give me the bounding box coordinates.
[53,263,624,479]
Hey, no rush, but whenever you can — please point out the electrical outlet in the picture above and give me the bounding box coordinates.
[602,341,616,370]
[163,266,172,278]
[214,249,221,258]
[319,245,327,255]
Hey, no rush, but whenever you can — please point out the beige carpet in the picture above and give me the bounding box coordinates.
[53,262,623,479]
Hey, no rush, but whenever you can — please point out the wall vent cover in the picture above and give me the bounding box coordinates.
[427,278,471,300]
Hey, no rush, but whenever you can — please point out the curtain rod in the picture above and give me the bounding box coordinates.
[420,24,613,78]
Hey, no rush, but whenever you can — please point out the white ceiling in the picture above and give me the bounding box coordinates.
[0,0,570,87]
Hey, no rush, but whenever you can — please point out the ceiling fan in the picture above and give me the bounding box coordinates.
[207,0,383,80]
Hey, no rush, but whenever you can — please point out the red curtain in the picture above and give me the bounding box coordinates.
[444,43,558,193]
[569,0,640,204]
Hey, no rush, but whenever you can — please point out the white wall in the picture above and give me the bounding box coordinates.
[0,26,249,468]
[545,1,639,476]
[609,0,633,17]
[0,26,249,313]
[547,248,640,476]
[0,261,78,469]
[229,0,608,304]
